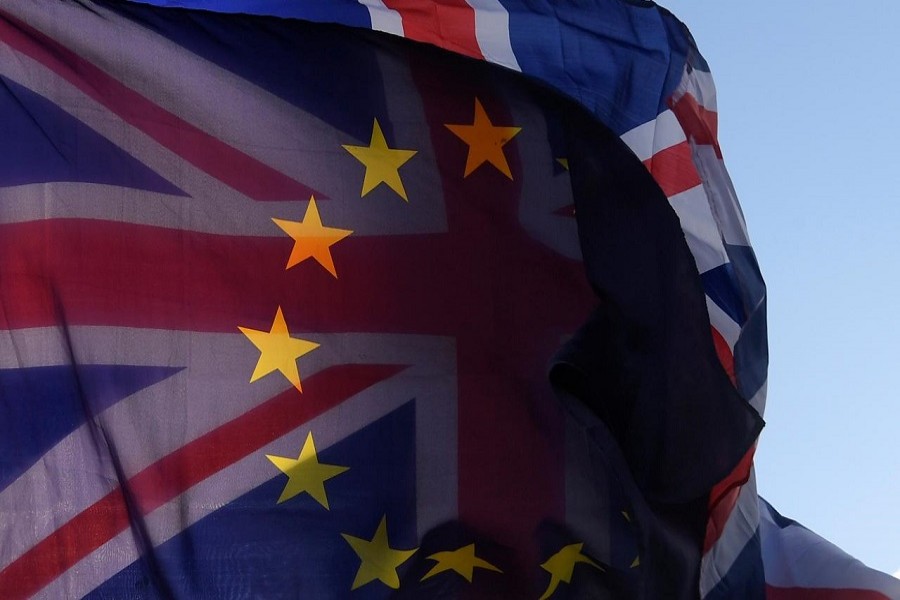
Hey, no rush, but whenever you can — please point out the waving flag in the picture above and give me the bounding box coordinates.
[1,0,896,599]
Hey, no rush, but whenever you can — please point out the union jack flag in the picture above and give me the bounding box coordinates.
[1,1,898,599]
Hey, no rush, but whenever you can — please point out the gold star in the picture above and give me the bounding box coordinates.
[272,196,352,277]
[266,432,348,508]
[421,543,502,582]
[445,98,522,179]
[343,119,417,201]
[556,158,569,170]
[238,306,319,392]
[538,543,603,600]
[341,516,417,590]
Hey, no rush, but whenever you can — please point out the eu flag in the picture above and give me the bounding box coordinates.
[0,1,764,598]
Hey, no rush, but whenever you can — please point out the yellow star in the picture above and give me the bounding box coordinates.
[538,542,603,600]
[343,119,418,201]
[341,516,417,590]
[238,306,319,392]
[265,431,348,508]
[556,157,569,170]
[272,196,352,277]
[445,98,522,179]
[421,543,502,582]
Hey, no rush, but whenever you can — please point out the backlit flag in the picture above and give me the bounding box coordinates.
[0,1,895,599]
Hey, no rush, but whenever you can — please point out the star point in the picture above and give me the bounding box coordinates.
[343,119,417,201]
[266,431,348,508]
[445,98,521,179]
[272,196,352,277]
[421,543,502,582]
[238,306,318,392]
[538,542,603,600]
[342,516,417,590]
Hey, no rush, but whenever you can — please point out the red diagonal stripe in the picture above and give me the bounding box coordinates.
[711,325,735,385]
[0,10,319,201]
[382,0,483,60]
[643,140,702,197]
[0,363,404,599]
[671,92,721,158]
[703,443,755,552]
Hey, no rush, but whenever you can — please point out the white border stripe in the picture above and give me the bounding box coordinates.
[620,109,685,163]
[706,297,741,352]
[691,146,752,247]
[357,0,405,36]
[669,184,730,275]
[671,65,717,113]
[465,0,520,71]
[760,500,900,597]
[748,379,767,417]
[686,68,717,111]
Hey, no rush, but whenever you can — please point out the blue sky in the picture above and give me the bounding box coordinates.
[666,1,900,576]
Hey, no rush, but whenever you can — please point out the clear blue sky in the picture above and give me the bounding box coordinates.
[665,1,900,576]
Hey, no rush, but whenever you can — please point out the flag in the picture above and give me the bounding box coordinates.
[759,499,900,599]
[0,1,894,600]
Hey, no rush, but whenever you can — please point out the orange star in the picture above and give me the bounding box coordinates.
[272,197,352,277]
[445,98,521,179]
